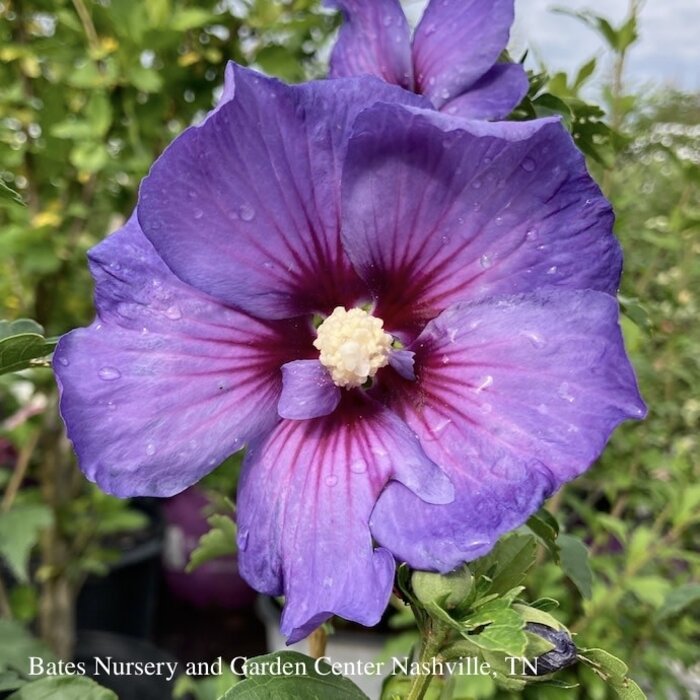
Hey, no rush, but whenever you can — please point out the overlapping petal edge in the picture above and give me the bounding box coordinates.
[54,62,645,643]
[327,0,529,120]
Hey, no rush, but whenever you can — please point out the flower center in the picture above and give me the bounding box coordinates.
[314,307,392,389]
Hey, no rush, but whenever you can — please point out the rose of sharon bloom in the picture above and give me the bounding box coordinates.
[327,0,529,120]
[54,63,645,642]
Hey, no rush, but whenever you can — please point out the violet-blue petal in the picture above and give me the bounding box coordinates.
[342,104,621,337]
[413,0,516,108]
[54,216,313,497]
[236,392,453,642]
[327,0,413,89]
[370,289,646,571]
[138,64,426,321]
[278,360,340,420]
[388,349,416,381]
[442,63,528,120]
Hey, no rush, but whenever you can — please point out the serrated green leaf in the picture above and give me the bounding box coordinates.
[526,509,560,561]
[186,513,236,573]
[463,600,527,656]
[656,583,700,621]
[558,534,593,599]
[7,676,117,700]
[474,534,537,595]
[221,652,369,699]
[0,505,53,582]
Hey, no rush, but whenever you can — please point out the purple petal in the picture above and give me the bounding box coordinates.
[388,349,416,381]
[138,63,426,321]
[371,289,646,571]
[236,392,453,641]
[278,360,340,420]
[442,63,528,120]
[54,216,314,497]
[413,0,516,108]
[327,0,413,89]
[342,104,621,337]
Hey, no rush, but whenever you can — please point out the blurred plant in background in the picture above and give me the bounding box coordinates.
[0,0,698,698]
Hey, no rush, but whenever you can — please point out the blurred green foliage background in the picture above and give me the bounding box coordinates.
[0,0,698,698]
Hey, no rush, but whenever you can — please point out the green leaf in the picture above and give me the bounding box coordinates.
[0,505,53,582]
[473,533,537,595]
[463,599,528,656]
[0,180,25,207]
[186,513,237,573]
[128,66,164,93]
[656,583,700,621]
[8,676,117,700]
[611,678,646,700]
[626,576,672,608]
[170,8,215,31]
[574,58,597,90]
[0,671,25,692]
[526,509,560,561]
[0,620,56,676]
[580,648,628,679]
[558,534,593,599]
[221,652,369,699]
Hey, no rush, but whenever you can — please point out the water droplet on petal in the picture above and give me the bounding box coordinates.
[98,367,121,381]
[472,179,482,190]
[479,254,493,269]
[107,401,116,411]
[350,459,367,474]
[558,382,575,403]
[521,330,546,348]
[325,474,338,487]
[239,204,255,221]
[145,442,156,456]
[475,375,494,393]
[193,208,203,220]
[57,357,69,367]
[526,228,538,241]
[522,157,536,172]
[165,305,182,320]
[546,265,558,275]
[237,528,249,551]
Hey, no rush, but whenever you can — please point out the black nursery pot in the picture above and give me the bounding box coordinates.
[76,499,164,639]
[74,630,178,700]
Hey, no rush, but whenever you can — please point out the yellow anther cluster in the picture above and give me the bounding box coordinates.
[314,307,392,389]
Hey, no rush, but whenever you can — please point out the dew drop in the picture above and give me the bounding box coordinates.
[546,265,558,275]
[521,330,546,348]
[475,375,494,393]
[480,402,493,414]
[165,305,182,320]
[107,401,116,411]
[239,204,255,221]
[145,442,156,456]
[57,357,69,367]
[472,179,482,190]
[521,157,536,172]
[526,228,538,241]
[479,254,493,269]
[350,459,367,474]
[558,382,575,403]
[237,528,249,551]
[325,474,338,487]
[98,367,121,381]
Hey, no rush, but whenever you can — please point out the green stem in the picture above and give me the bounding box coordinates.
[406,620,450,700]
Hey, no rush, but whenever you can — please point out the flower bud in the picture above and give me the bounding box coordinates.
[525,622,578,675]
[411,566,474,609]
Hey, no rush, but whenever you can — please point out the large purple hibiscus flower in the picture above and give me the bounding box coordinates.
[327,0,529,120]
[54,63,644,642]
